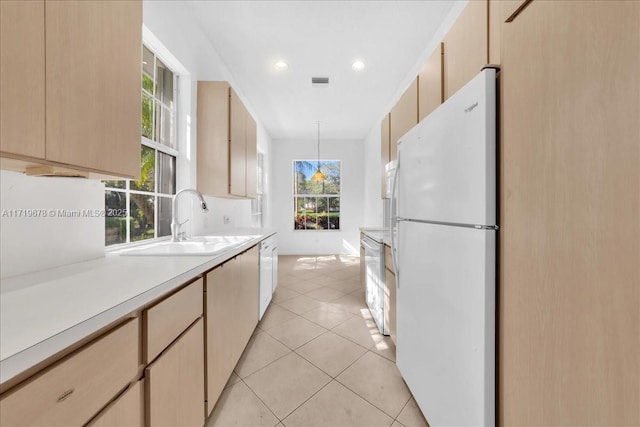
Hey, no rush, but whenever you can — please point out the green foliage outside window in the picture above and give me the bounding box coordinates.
[293,160,341,230]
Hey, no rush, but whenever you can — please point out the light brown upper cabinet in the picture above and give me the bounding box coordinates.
[0,0,142,179]
[442,0,488,99]
[0,0,45,160]
[380,79,417,199]
[418,43,444,122]
[500,1,639,426]
[380,114,390,198]
[197,82,258,199]
[390,78,419,159]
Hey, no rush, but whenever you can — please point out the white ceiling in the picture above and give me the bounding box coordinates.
[188,1,460,140]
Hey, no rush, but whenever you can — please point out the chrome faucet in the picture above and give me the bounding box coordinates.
[171,189,209,242]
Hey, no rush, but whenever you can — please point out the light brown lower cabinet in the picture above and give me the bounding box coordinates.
[383,245,397,344]
[0,318,139,427]
[385,266,397,345]
[205,247,259,415]
[88,380,144,427]
[144,278,203,364]
[145,318,205,427]
[359,234,365,287]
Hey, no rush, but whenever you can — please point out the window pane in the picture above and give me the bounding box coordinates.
[142,73,154,94]
[105,191,127,245]
[329,197,340,230]
[321,161,340,195]
[103,180,125,189]
[293,160,340,195]
[295,197,319,230]
[257,153,264,194]
[157,152,176,195]
[131,146,155,192]
[130,194,155,242]
[142,46,155,80]
[142,92,154,139]
[156,105,175,149]
[156,59,174,106]
[158,196,172,237]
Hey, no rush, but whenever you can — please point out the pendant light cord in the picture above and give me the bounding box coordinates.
[317,121,321,169]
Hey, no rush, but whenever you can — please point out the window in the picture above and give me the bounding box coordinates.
[251,152,265,228]
[104,45,178,246]
[293,160,340,230]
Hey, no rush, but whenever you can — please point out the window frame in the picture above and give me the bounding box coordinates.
[292,159,341,232]
[104,44,179,249]
[251,151,265,228]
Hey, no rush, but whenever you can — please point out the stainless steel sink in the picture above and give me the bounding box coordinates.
[119,235,259,256]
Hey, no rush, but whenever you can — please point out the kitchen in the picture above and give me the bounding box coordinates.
[0,1,638,427]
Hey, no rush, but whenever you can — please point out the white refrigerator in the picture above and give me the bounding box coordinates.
[391,68,497,427]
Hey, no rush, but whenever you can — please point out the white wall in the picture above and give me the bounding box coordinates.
[143,1,273,236]
[0,2,273,279]
[360,1,467,229]
[0,171,104,279]
[272,139,364,255]
[362,125,384,227]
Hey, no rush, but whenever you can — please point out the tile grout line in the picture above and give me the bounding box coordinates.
[237,376,284,425]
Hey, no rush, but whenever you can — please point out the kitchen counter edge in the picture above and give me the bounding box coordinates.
[0,229,275,387]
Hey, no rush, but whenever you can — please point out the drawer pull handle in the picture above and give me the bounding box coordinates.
[57,389,75,402]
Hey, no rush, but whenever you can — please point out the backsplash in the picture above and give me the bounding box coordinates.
[0,170,104,279]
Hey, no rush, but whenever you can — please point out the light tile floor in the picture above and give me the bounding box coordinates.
[206,255,429,427]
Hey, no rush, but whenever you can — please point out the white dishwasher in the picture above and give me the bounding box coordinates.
[362,234,388,335]
[259,235,278,319]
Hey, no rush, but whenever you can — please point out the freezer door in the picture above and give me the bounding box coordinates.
[396,221,495,427]
[397,69,496,226]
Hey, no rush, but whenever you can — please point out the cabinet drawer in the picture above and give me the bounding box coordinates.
[145,278,203,363]
[146,318,205,427]
[88,380,143,427]
[384,244,395,275]
[0,318,139,427]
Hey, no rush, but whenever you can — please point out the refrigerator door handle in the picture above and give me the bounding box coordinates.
[390,153,400,284]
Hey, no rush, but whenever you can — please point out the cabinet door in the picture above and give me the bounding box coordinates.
[443,0,487,99]
[245,113,258,198]
[45,0,141,178]
[146,318,204,427]
[205,258,241,414]
[197,82,230,197]
[359,235,365,288]
[0,318,139,427]
[418,43,444,122]
[488,0,501,64]
[380,114,390,198]
[229,88,247,197]
[501,0,530,22]
[0,0,45,159]
[145,278,203,364]
[500,1,639,425]
[385,268,396,345]
[239,246,259,342]
[389,78,418,159]
[89,381,143,427]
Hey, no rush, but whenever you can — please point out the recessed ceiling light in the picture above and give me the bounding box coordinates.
[352,60,365,71]
[274,60,288,71]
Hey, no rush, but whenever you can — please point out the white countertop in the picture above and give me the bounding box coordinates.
[360,227,391,246]
[0,229,275,385]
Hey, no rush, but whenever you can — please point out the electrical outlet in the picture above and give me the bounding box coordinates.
[223,215,230,225]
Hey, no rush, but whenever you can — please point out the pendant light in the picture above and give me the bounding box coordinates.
[311,121,327,181]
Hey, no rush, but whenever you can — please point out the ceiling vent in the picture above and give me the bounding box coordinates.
[311,76,329,85]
